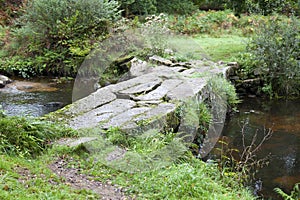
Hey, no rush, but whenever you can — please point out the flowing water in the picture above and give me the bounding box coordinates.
[221,97,300,199]
[0,78,73,117]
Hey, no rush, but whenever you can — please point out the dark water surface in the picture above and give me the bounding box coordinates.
[0,79,73,117]
[221,97,300,199]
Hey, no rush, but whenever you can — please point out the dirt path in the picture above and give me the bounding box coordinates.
[49,157,132,200]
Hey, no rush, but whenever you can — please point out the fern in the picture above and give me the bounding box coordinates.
[274,183,300,200]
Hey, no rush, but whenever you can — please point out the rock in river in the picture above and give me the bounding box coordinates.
[0,75,12,88]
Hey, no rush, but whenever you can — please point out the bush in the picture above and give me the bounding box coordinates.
[246,17,300,97]
[118,0,198,17]
[224,0,299,16]
[156,0,197,15]
[193,0,225,10]
[168,10,238,35]
[0,0,24,25]
[0,114,77,157]
[3,0,120,77]
[118,0,157,17]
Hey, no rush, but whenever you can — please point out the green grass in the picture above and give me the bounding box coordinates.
[0,153,99,200]
[0,114,77,157]
[0,115,255,199]
[195,35,248,62]
[85,156,254,200]
[0,146,255,200]
[0,129,255,200]
[166,35,247,62]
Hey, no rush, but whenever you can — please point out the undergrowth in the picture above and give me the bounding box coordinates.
[49,137,255,200]
[275,183,300,200]
[0,154,98,199]
[0,112,77,157]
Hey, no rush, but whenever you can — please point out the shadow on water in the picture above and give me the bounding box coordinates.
[220,97,300,199]
[0,78,73,117]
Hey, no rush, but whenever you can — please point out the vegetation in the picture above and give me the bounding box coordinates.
[0,109,77,157]
[81,153,254,199]
[117,0,300,16]
[0,129,255,199]
[195,0,299,15]
[215,123,273,185]
[275,183,300,200]
[246,17,299,97]
[206,76,240,107]
[0,0,24,25]
[234,16,300,97]
[1,0,120,77]
[0,154,100,199]
[0,96,255,199]
[1,1,299,96]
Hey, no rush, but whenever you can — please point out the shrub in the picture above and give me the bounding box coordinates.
[0,114,77,157]
[246,17,300,97]
[118,0,156,17]
[223,0,299,16]
[3,0,120,77]
[156,0,198,15]
[193,0,225,10]
[167,10,238,35]
[118,0,197,17]
[206,76,240,107]
[0,0,24,25]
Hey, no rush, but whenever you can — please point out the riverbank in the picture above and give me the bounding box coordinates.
[0,133,255,200]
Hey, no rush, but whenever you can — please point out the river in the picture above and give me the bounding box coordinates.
[221,97,300,199]
[0,78,73,116]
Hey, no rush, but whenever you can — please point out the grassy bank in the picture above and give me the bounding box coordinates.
[0,144,255,199]
[0,111,255,199]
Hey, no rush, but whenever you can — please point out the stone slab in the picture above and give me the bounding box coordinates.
[119,80,161,94]
[56,57,229,140]
[108,74,162,93]
[67,88,116,115]
[149,55,173,66]
[166,82,195,100]
[102,107,151,129]
[132,79,183,101]
[69,99,136,129]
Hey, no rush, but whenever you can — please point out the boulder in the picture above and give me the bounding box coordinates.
[0,75,12,88]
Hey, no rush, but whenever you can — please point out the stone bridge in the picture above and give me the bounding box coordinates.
[57,56,233,140]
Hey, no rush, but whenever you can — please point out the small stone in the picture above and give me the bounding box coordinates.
[149,55,173,66]
[129,58,151,77]
[227,62,239,67]
[164,49,174,55]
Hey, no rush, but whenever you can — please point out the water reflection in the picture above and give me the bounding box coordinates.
[221,97,300,199]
